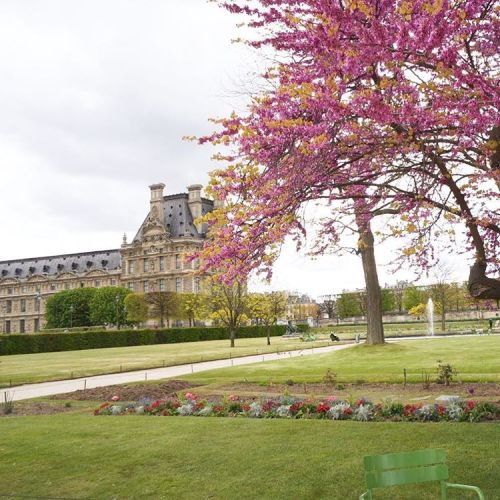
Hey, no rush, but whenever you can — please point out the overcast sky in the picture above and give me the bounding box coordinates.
[0,0,468,298]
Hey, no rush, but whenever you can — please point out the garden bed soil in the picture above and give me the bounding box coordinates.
[198,381,500,402]
[0,402,75,417]
[52,380,499,404]
[50,380,201,402]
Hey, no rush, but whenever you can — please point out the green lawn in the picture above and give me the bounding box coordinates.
[0,413,498,499]
[317,319,493,339]
[183,336,500,385]
[0,337,332,387]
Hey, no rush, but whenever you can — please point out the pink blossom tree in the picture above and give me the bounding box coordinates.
[195,0,499,344]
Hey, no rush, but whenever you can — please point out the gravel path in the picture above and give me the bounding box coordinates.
[1,333,495,401]
[1,342,355,401]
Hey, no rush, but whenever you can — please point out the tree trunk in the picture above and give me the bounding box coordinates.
[468,261,500,300]
[441,310,446,332]
[229,325,235,348]
[266,325,271,345]
[357,221,385,345]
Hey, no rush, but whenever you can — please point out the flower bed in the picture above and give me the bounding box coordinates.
[93,393,499,423]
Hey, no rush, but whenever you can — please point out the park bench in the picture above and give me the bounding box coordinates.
[359,448,484,499]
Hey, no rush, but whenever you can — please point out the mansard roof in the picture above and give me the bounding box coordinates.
[0,249,121,279]
[133,193,214,243]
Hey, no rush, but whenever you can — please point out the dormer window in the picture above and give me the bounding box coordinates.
[43,265,50,273]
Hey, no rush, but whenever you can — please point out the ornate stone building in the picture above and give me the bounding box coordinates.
[0,183,215,333]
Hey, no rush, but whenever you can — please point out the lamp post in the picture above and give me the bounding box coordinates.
[35,292,42,332]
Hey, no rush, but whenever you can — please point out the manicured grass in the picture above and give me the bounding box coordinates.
[183,336,500,385]
[0,413,498,499]
[0,337,332,387]
[317,319,493,339]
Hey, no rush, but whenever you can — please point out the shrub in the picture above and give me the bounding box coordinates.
[0,324,304,355]
[436,361,457,385]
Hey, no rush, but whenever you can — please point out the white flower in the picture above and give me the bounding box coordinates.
[249,402,263,418]
[354,404,372,421]
[110,405,123,415]
[178,404,194,416]
[276,405,291,418]
[447,403,464,421]
[327,402,351,420]
[198,406,213,417]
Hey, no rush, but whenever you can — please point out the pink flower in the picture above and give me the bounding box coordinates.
[184,392,197,401]
[228,394,238,401]
[111,395,120,401]
[327,396,336,402]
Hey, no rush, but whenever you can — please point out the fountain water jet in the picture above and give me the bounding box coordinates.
[427,298,434,336]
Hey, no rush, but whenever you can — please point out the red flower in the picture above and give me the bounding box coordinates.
[316,403,330,413]
[242,404,250,412]
[290,402,303,413]
[466,400,475,411]
[152,400,162,409]
[357,399,363,407]
[404,404,417,416]
[343,407,353,416]
[161,409,169,416]
[437,405,446,415]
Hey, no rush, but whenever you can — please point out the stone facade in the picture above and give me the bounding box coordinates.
[0,183,213,333]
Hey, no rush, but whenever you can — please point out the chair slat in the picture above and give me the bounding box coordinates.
[364,448,446,471]
[365,463,449,489]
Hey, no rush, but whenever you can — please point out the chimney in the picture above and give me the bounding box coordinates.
[187,184,203,233]
[213,198,224,210]
[149,183,165,221]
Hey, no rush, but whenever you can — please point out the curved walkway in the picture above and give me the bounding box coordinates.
[1,333,494,401]
[1,342,355,401]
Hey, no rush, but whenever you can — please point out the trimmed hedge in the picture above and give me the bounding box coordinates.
[0,324,309,356]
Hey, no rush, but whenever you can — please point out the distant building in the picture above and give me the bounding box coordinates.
[0,183,216,333]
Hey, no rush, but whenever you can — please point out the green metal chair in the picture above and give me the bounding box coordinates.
[360,448,485,499]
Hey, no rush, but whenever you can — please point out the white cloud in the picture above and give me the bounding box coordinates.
[0,0,472,295]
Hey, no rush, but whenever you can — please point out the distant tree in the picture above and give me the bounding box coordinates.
[146,292,180,327]
[318,295,336,320]
[336,292,362,319]
[447,282,469,312]
[248,291,287,345]
[208,279,248,347]
[430,264,455,332]
[392,281,409,313]
[89,287,130,328]
[408,303,427,319]
[403,287,428,312]
[124,293,149,325]
[45,288,96,329]
[381,289,396,314]
[180,293,209,327]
